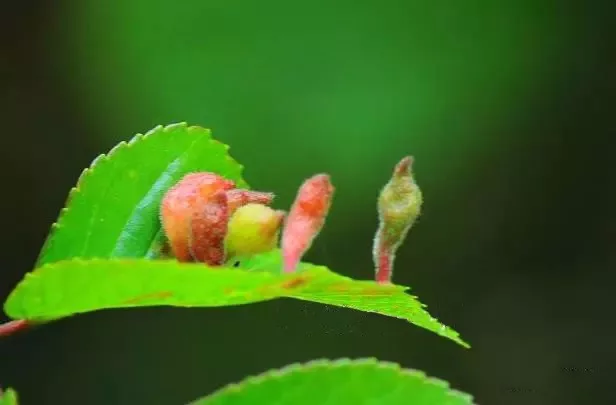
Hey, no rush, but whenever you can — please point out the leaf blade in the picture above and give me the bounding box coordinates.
[4,253,468,347]
[190,358,475,405]
[5,260,284,320]
[0,388,18,405]
[240,250,469,347]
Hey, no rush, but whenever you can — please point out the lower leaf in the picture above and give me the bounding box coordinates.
[189,358,475,405]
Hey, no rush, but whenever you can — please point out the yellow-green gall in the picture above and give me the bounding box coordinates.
[377,156,423,245]
[374,156,423,283]
[225,203,285,258]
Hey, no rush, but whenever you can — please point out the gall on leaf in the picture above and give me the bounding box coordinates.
[226,189,275,213]
[189,191,230,266]
[281,174,334,273]
[161,173,235,262]
[161,173,278,265]
[373,156,423,284]
[225,203,285,259]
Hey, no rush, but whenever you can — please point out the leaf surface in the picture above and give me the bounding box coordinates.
[4,251,468,347]
[190,358,475,405]
[37,123,247,266]
[0,388,18,405]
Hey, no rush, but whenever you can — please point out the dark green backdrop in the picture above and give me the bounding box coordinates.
[1,1,614,404]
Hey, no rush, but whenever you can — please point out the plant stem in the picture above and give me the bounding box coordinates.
[374,240,393,284]
[0,319,30,337]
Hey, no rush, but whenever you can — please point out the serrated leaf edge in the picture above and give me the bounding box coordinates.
[5,256,469,348]
[36,122,246,267]
[194,358,475,404]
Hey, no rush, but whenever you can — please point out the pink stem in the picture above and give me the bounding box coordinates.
[374,234,394,284]
[0,319,30,337]
[376,251,393,284]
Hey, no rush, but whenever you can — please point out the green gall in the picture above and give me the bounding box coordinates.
[377,156,423,242]
[374,156,423,283]
[225,203,285,259]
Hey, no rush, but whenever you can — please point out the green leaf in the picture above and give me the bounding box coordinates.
[36,123,247,266]
[189,358,475,405]
[3,251,468,348]
[0,388,18,405]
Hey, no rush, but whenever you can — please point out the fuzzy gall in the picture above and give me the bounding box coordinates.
[373,156,423,284]
[281,174,334,273]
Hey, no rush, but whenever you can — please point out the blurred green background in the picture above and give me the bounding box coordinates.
[1,1,614,404]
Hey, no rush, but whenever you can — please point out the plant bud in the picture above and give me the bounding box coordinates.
[373,156,423,283]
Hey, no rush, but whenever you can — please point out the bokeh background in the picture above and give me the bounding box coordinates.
[1,1,614,404]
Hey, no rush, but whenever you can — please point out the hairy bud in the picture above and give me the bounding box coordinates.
[373,156,423,283]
